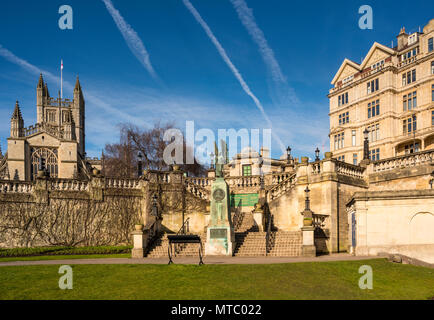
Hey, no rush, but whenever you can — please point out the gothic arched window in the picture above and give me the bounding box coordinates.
[31,147,58,180]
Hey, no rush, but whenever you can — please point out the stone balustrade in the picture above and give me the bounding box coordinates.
[146,171,171,184]
[226,175,261,188]
[313,213,328,229]
[372,149,434,173]
[271,172,293,184]
[51,179,89,191]
[0,181,34,193]
[335,161,365,179]
[186,177,213,188]
[397,55,418,68]
[185,181,210,201]
[268,173,296,201]
[105,178,141,189]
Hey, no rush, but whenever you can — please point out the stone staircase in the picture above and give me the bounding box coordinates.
[266,231,302,257]
[234,231,266,256]
[145,210,302,258]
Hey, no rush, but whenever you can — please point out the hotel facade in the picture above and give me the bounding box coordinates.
[329,20,434,164]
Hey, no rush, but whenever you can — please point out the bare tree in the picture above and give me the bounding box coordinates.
[103,122,206,178]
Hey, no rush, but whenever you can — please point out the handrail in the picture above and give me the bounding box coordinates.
[143,220,160,255]
[265,214,274,255]
[177,217,190,235]
[232,202,243,231]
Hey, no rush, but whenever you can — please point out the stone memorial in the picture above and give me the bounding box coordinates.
[205,141,235,256]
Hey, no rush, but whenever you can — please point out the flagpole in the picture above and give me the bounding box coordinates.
[60,59,63,100]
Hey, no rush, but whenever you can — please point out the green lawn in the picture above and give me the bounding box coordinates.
[0,259,433,300]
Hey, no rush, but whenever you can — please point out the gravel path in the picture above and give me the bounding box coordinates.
[0,254,379,267]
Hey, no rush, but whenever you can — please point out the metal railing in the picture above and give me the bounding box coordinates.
[265,214,274,255]
[177,217,190,235]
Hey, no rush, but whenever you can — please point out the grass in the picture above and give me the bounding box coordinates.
[0,259,433,300]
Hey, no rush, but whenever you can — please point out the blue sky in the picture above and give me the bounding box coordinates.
[0,0,433,161]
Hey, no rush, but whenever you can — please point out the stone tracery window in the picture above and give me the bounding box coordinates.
[31,147,58,180]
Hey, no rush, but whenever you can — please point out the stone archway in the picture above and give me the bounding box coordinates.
[31,147,58,180]
[409,212,434,245]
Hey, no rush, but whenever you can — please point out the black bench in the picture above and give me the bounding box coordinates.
[167,235,204,265]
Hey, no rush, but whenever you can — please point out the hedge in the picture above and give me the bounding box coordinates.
[0,245,132,258]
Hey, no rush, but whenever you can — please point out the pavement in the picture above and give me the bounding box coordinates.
[0,253,379,267]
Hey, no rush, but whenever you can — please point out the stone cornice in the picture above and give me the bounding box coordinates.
[349,189,434,203]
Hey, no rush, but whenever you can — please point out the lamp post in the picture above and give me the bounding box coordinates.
[137,152,143,178]
[259,155,264,190]
[304,186,310,211]
[315,148,320,162]
[286,146,292,164]
[210,152,215,169]
[430,171,434,189]
[363,128,370,160]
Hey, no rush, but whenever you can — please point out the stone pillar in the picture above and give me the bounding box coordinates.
[89,170,104,201]
[354,199,368,256]
[131,228,148,259]
[34,172,49,204]
[207,170,216,178]
[252,206,264,231]
[301,226,316,257]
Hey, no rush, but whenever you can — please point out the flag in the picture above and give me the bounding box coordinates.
[61,60,63,70]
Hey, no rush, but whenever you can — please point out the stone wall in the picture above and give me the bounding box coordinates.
[347,190,434,262]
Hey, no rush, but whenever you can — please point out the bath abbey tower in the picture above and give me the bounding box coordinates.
[0,74,92,181]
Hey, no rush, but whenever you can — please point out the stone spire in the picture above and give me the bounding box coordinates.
[44,82,50,98]
[74,75,81,92]
[11,100,24,138]
[11,101,23,120]
[37,73,44,88]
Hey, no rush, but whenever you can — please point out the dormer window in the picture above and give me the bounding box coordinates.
[407,33,418,46]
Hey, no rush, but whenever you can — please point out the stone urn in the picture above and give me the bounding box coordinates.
[134,224,144,231]
[172,164,180,171]
[303,218,313,227]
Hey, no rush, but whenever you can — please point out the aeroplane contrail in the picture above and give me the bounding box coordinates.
[182,0,286,153]
[102,0,160,83]
[229,0,298,106]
